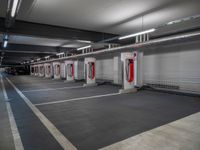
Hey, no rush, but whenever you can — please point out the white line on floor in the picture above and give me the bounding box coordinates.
[0,74,24,150]
[22,85,84,93]
[6,77,77,150]
[35,92,121,106]
[18,81,66,87]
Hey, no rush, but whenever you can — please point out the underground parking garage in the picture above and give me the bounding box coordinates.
[0,0,200,150]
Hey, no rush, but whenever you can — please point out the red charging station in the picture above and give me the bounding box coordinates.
[120,52,138,93]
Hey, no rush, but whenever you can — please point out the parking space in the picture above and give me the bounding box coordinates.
[37,90,200,149]
[1,0,200,149]
[24,84,119,105]
[1,74,64,150]
[8,75,119,105]
[2,74,200,150]
[8,75,75,91]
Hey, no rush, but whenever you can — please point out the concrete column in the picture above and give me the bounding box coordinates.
[139,35,142,43]
[147,34,149,41]
[143,34,146,42]
[136,36,139,43]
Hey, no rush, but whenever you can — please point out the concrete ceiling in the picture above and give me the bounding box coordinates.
[0,34,92,48]
[0,0,200,66]
[0,35,68,47]
[0,0,199,35]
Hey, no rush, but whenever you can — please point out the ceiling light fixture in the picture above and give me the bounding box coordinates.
[77,45,91,51]
[45,56,50,59]
[11,0,19,17]
[119,28,156,40]
[2,34,9,48]
[166,14,200,26]
[3,40,8,48]
[76,40,92,43]
[167,20,181,25]
[56,52,65,56]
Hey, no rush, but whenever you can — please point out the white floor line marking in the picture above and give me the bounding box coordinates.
[6,77,77,150]
[22,85,84,93]
[35,92,121,106]
[18,81,66,87]
[0,74,24,150]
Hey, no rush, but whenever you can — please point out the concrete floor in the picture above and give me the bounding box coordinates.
[0,78,15,150]
[1,74,200,150]
[100,112,200,150]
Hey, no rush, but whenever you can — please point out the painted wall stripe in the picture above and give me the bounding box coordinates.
[6,77,77,150]
[0,74,24,150]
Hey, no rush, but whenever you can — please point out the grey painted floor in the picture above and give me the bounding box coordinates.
[0,79,15,150]
[38,90,200,150]
[24,84,120,104]
[100,112,200,150]
[1,74,200,150]
[2,75,63,150]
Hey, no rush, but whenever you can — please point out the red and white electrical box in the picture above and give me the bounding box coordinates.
[44,63,51,78]
[30,65,34,75]
[120,52,138,92]
[65,60,74,82]
[53,62,61,79]
[34,65,39,76]
[38,64,45,77]
[84,57,96,86]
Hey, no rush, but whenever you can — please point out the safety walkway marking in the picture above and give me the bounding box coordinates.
[0,74,24,150]
[35,92,121,106]
[22,85,84,93]
[6,77,77,150]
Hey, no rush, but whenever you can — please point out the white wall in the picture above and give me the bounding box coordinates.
[96,58,114,81]
[92,40,200,93]
[144,40,200,92]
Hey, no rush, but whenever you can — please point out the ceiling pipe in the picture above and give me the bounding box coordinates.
[32,30,200,65]
[0,50,58,54]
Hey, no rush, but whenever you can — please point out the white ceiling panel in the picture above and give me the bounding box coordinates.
[14,0,200,35]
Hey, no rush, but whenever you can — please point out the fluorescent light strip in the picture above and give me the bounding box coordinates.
[56,52,65,56]
[119,28,156,40]
[45,56,50,59]
[11,0,19,17]
[3,41,8,48]
[167,20,181,25]
[76,40,92,43]
[167,14,200,26]
[77,45,91,51]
